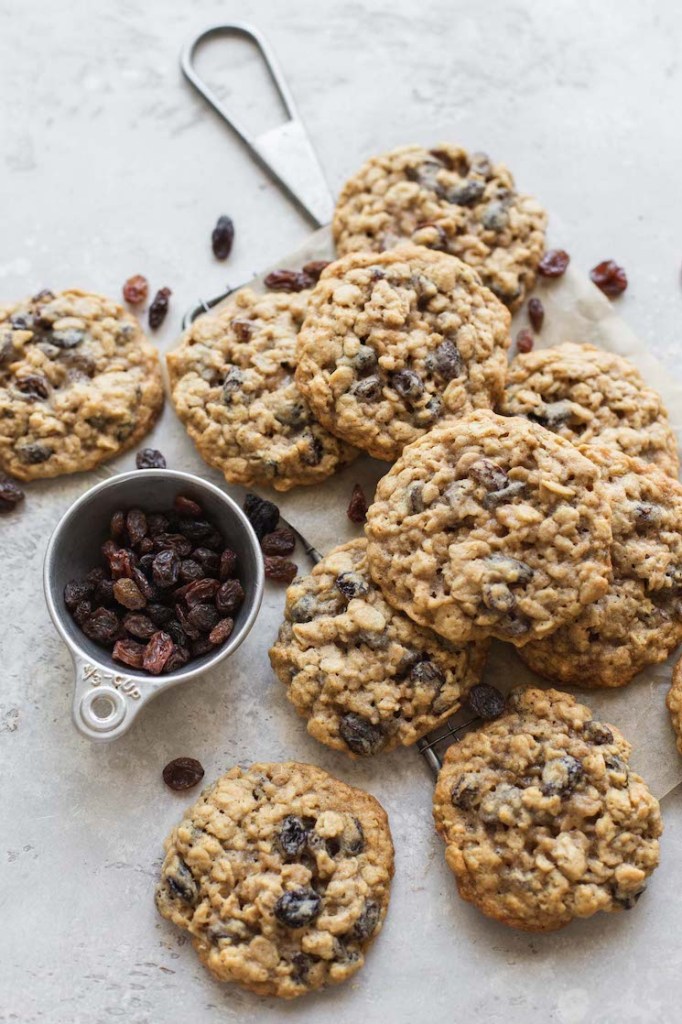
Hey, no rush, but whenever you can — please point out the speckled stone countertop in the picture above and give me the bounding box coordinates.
[2,2,682,1022]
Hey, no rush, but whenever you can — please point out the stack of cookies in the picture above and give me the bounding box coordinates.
[157,141,678,997]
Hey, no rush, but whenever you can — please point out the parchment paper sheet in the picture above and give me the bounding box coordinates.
[210,226,682,799]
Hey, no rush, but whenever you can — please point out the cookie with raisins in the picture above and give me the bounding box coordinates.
[519,446,682,686]
[294,246,511,461]
[333,143,547,310]
[365,409,613,645]
[500,342,679,477]
[433,687,662,931]
[155,762,394,998]
[167,286,357,491]
[0,289,163,479]
[269,538,487,756]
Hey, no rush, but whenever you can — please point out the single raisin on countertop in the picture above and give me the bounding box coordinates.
[243,492,280,539]
[301,260,330,282]
[516,328,534,354]
[264,556,298,584]
[148,287,172,329]
[211,215,235,260]
[527,297,544,331]
[122,275,149,305]
[263,269,312,293]
[347,483,368,524]
[467,683,506,721]
[0,475,25,512]
[537,249,570,278]
[163,756,205,791]
[136,448,167,470]
[261,528,296,556]
[590,260,628,298]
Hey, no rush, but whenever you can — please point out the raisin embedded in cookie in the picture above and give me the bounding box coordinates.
[333,143,547,310]
[269,538,488,757]
[500,342,679,477]
[294,246,511,461]
[167,286,357,491]
[364,409,613,646]
[519,446,682,687]
[0,288,163,480]
[155,762,394,999]
[433,687,662,932]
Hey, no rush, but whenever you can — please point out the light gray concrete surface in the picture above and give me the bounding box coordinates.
[2,1,682,1022]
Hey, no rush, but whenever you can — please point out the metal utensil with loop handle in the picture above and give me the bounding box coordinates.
[181,23,335,325]
[181,23,335,228]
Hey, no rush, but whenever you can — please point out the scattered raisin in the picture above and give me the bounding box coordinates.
[516,328,534,353]
[590,260,627,298]
[527,297,544,331]
[112,638,145,668]
[136,448,167,469]
[264,269,311,292]
[301,260,330,282]
[0,476,24,512]
[122,275,149,305]
[347,483,368,524]
[163,757,205,791]
[467,683,506,720]
[537,249,570,277]
[211,215,235,260]
[243,492,279,539]
[148,287,171,329]
[261,528,296,556]
[143,631,174,674]
[264,556,298,584]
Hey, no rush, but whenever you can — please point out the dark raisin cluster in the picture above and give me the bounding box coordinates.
[64,494,245,674]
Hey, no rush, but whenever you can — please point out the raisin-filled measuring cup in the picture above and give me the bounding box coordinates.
[43,470,264,742]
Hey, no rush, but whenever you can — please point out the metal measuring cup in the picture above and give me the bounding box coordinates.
[43,470,264,742]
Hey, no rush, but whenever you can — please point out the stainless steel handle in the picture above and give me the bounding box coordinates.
[181,23,335,227]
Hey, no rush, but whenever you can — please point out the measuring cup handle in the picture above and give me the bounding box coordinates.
[71,655,147,742]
